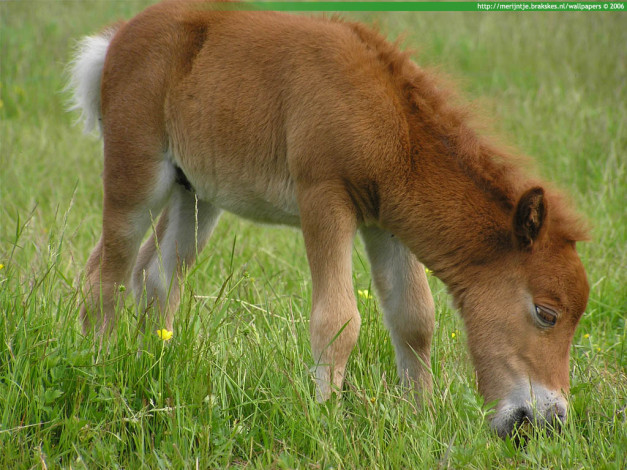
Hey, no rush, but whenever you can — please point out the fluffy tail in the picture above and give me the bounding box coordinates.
[67,25,122,134]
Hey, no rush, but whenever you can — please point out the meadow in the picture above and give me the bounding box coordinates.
[0,1,625,468]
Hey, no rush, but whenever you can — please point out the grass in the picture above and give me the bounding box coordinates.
[1,1,625,468]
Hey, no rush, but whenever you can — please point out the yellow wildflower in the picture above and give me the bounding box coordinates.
[0,263,4,270]
[157,329,173,341]
[583,333,590,339]
[451,332,456,339]
[425,267,432,275]
[358,289,372,299]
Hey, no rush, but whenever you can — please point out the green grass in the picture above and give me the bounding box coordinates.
[1,1,625,468]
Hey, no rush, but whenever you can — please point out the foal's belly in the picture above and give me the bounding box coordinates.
[175,151,301,227]
[202,183,301,227]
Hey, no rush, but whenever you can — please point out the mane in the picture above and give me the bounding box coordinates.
[342,19,589,243]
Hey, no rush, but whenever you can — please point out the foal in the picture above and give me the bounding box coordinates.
[69,0,589,438]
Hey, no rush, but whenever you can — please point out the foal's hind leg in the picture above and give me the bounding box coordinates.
[80,155,174,335]
[132,184,221,333]
[360,226,435,397]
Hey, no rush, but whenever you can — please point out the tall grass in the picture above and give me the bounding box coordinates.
[1,1,625,467]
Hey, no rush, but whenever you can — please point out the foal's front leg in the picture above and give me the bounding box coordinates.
[299,185,361,401]
[361,226,435,398]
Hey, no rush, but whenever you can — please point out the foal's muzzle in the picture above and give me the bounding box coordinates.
[491,382,568,440]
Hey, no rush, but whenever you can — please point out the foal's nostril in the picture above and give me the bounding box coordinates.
[555,408,567,423]
[512,407,533,427]
[508,407,534,447]
[546,403,567,433]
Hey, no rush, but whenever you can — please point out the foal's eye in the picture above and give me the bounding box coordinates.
[534,305,557,327]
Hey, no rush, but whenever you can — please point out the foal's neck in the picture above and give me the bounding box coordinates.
[383,130,525,294]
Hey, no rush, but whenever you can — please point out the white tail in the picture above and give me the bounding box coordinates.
[67,28,119,134]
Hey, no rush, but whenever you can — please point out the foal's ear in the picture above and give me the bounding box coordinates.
[513,187,547,249]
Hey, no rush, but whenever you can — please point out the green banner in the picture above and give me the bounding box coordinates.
[212,2,626,12]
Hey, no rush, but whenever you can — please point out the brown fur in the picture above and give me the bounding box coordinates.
[72,0,589,437]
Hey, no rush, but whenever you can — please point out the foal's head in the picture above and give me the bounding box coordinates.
[459,187,589,439]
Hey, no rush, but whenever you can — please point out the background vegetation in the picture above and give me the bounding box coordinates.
[1,1,625,468]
